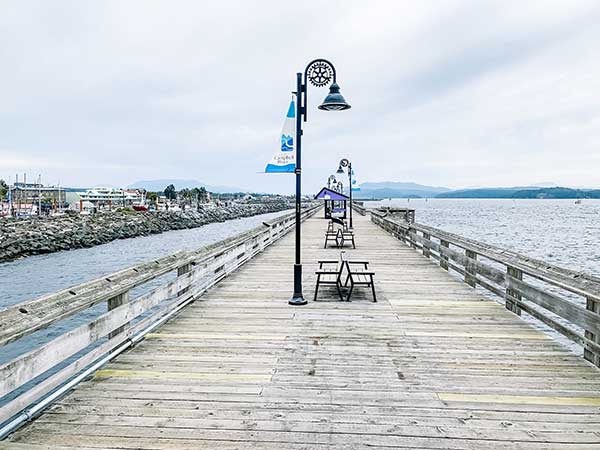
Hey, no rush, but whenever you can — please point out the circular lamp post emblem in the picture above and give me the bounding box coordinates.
[306,61,334,87]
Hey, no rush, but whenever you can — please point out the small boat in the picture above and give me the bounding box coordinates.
[132,191,149,211]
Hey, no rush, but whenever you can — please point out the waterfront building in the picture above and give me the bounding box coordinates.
[78,187,144,210]
[6,182,67,216]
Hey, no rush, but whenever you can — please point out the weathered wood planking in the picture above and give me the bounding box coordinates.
[2,213,600,449]
[0,206,319,424]
[0,207,316,347]
[371,210,600,366]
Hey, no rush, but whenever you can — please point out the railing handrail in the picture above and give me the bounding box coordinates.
[370,209,600,300]
[351,201,366,216]
[0,205,319,346]
[0,204,321,425]
[369,210,600,368]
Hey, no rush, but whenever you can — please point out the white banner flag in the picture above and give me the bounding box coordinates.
[265,97,296,173]
[351,168,361,191]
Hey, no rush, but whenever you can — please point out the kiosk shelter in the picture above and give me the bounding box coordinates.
[314,187,349,220]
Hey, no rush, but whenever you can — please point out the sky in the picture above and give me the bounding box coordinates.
[1,0,600,194]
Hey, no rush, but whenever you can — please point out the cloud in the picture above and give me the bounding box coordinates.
[1,0,600,192]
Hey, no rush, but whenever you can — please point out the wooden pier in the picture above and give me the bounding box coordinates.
[2,208,600,449]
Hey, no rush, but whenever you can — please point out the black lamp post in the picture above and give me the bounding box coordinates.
[289,59,351,306]
[337,158,353,228]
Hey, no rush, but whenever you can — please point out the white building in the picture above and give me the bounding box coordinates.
[78,188,144,210]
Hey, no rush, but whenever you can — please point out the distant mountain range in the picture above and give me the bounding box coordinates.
[355,182,600,199]
[356,182,450,199]
[437,187,600,199]
[128,179,247,193]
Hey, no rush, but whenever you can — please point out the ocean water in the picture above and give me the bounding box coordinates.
[364,198,600,276]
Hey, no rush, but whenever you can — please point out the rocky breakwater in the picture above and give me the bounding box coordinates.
[0,202,292,263]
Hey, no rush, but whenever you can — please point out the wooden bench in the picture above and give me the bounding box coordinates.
[314,259,345,301]
[325,218,355,249]
[344,260,376,302]
[339,228,356,249]
[324,229,341,248]
[315,254,376,302]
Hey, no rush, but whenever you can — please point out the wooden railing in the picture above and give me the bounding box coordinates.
[352,202,367,216]
[370,210,600,368]
[0,205,320,424]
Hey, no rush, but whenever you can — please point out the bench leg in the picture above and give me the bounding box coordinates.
[344,273,350,287]
[370,278,377,302]
[314,274,320,301]
[352,237,356,249]
[336,282,345,302]
[346,282,354,302]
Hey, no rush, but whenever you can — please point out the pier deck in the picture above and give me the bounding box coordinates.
[3,213,600,449]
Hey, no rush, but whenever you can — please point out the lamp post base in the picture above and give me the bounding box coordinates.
[288,295,307,306]
[289,263,307,305]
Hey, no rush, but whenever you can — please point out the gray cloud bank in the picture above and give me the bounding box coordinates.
[1,0,599,193]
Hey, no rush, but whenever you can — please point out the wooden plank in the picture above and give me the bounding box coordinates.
[508,276,600,335]
[585,297,600,367]
[0,206,318,347]
[392,217,600,301]
[4,211,600,449]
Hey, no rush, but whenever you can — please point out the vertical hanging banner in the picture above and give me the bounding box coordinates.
[351,168,361,191]
[265,97,296,173]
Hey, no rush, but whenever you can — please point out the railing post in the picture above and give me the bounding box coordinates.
[505,266,522,316]
[584,297,600,367]
[108,291,129,338]
[465,250,477,288]
[440,240,449,270]
[409,226,417,249]
[422,232,430,258]
[177,263,192,296]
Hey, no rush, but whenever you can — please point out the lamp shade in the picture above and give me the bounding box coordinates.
[318,82,351,111]
[336,165,344,174]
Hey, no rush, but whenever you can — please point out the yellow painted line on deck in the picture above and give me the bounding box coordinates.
[94,369,272,382]
[406,331,549,340]
[145,333,286,340]
[438,393,600,406]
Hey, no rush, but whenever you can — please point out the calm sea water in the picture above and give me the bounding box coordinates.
[365,199,600,276]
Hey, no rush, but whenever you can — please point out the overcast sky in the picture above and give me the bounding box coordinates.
[1,0,599,193]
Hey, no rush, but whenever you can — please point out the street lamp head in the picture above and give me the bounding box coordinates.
[336,165,345,174]
[318,82,351,111]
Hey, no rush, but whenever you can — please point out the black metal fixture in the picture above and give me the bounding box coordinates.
[336,158,353,228]
[289,59,351,306]
[327,175,337,190]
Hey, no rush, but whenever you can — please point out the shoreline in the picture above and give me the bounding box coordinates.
[0,202,292,263]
